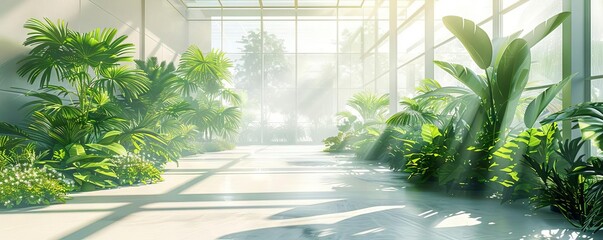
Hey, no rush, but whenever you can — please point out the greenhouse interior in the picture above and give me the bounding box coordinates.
[0,0,602,239]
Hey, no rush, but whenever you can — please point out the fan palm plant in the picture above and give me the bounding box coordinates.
[323,92,389,153]
[0,18,154,190]
[346,91,389,124]
[178,46,242,143]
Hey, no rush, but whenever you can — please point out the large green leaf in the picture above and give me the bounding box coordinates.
[541,102,603,151]
[87,142,127,156]
[68,143,86,157]
[492,31,523,68]
[386,98,439,127]
[522,12,570,48]
[434,61,487,99]
[492,38,531,124]
[95,66,150,101]
[421,124,442,144]
[524,74,574,128]
[442,16,492,69]
[65,154,105,165]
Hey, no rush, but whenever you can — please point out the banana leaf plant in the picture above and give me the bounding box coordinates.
[426,12,572,186]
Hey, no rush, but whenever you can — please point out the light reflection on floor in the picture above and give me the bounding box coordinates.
[0,145,601,240]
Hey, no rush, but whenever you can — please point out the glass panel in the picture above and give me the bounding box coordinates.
[297,88,337,135]
[297,54,337,88]
[398,0,424,25]
[503,0,562,86]
[376,39,389,76]
[398,56,425,100]
[434,0,492,45]
[263,88,296,123]
[592,0,603,77]
[297,0,338,7]
[376,73,388,94]
[363,18,376,50]
[338,8,363,19]
[221,0,260,7]
[263,21,295,53]
[297,21,337,53]
[502,0,521,9]
[339,21,363,53]
[397,11,425,65]
[264,54,295,88]
[262,0,295,7]
[222,21,261,53]
[339,0,363,7]
[238,89,262,144]
[338,54,363,89]
[297,9,337,20]
[222,9,262,20]
[183,0,221,7]
[230,53,262,90]
[211,20,222,49]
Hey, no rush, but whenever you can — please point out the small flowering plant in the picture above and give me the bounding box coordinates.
[0,163,73,208]
[112,152,163,186]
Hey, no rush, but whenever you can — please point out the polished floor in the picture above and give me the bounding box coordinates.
[0,145,601,240]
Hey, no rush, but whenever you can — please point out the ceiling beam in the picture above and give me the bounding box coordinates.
[186,5,363,9]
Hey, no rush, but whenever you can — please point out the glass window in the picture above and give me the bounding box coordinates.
[339,21,363,53]
[263,21,295,53]
[297,54,337,88]
[503,0,562,86]
[338,54,363,89]
[222,21,261,53]
[398,11,425,66]
[297,21,337,53]
[264,54,295,88]
[398,56,425,99]
[434,0,492,45]
[592,0,603,77]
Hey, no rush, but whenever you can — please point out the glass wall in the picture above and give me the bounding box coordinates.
[188,0,575,144]
[191,3,388,144]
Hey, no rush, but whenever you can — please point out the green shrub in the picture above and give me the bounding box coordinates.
[199,139,235,153]
[0,163,72,208]
[112,153,163,186]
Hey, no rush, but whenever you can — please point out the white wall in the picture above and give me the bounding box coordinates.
[188,21,213,53]
[0,0,188,122]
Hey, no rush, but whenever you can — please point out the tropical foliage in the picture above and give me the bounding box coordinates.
[323,92,388,154]
[0,18,241,207]
[325,11,603,232]
[0,143,73,208]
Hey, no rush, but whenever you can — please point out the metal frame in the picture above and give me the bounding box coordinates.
[182,0,365,9]
[563,0,591,154]
[388,0,397,114]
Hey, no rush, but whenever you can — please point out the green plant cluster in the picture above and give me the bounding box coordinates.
[0,164,72,208]
[323,92,389,157]
[0,18,242,207]
[112,153,163,186]
[0,144,73,208]
[326,12,603,232]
